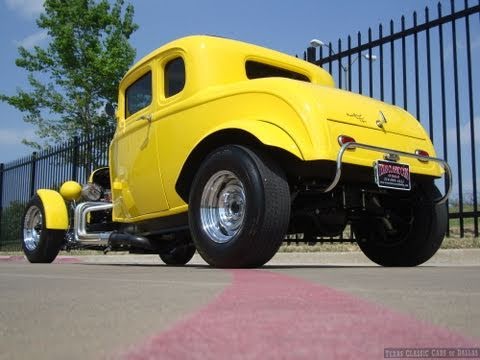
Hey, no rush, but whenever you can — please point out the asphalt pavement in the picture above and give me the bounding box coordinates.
[0,250,479,359]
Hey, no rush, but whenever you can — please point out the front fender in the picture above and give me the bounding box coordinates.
[36,189,69,230]
[212,119,305,159]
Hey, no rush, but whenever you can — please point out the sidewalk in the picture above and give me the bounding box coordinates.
[73,248,480,266]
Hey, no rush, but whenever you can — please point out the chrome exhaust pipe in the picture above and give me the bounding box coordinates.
[73,202,156,251]
[74,202,113,246]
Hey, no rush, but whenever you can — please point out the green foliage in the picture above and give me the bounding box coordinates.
[0,0,138,148]
[0,202,26,251]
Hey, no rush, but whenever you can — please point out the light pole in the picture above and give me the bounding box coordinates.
[309,39,377,90]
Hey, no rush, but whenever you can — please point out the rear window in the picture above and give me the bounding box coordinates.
[165,57,186,97]
[246,61,310,82]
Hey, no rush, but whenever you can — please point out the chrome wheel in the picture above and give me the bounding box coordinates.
[189,145,291,267]
[200,170,246,243]
[22,195,65,263]
[23,205,43,251]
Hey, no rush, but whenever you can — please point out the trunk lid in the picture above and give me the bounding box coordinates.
[317,87,426,140]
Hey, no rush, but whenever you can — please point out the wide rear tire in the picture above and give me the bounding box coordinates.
[22,195,65,263]
[354,183,447,266]
[188,145,290,268]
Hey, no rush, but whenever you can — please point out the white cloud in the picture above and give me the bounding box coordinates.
[0,128,40,163]
[447,116,480,146]
[15,30,48,49]
[5,0,44,18]
[472,36,480,50]
[0,128,36,145]
[445,116,480,196]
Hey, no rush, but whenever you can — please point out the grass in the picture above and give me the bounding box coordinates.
[438,236,480,249]
[278,236,480,253]
[279,242,360,253]
[447,220,478,238]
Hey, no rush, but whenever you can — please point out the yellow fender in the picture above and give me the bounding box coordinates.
[36,189,69,230]
[212,119,305,159]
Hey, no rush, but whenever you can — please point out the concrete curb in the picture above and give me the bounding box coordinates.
[71,248,480,266]
[1,249,479,266]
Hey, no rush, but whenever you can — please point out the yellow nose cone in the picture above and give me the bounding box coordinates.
[59,181,82,201]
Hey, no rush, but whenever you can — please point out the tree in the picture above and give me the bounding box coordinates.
[0,0,138,148]
[0,201,25,250]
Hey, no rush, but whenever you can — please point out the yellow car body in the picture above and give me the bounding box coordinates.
[109,35,442,223]
[22,35,450,267]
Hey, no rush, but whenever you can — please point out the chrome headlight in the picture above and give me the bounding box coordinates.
[81,183,103,201]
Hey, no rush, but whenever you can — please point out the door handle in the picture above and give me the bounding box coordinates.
[138,114,152,122]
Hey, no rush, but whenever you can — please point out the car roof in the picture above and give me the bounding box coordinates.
[122,35,333,87]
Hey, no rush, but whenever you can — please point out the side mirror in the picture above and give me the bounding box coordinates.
[105,103,116,117]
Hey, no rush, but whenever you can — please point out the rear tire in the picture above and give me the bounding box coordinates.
[354,183,447,266]
[188,145,290,268]
[22,195,65,263]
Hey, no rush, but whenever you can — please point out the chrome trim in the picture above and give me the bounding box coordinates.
[415,149,430,163]
[23,205,42,251]
[199,170,246,244]
[383,153,400,162]
[74,202,113,246]
[376,110,388,128]
[321,142,452,204]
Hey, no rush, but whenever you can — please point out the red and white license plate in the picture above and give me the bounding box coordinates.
[374,160,411,191]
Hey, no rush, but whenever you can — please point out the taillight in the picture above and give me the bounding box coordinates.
[338,135,356,146]
[415,149,429,162]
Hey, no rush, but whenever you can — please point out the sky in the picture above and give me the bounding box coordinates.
[0,0,441,164]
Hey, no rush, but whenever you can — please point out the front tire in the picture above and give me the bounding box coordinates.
[159,232,196,266]
[188,145,290,268]
[354,183,447,266]
[22,195,65,263]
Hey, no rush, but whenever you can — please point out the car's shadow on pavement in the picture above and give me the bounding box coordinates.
[78,263,393,269]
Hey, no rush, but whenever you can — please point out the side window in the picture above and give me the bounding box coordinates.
[125,72,152,117]
[165,57,185,97]
[246,61,310,82]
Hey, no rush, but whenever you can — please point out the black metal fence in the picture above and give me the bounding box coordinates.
[0,129,113,250]
[0,0,479,250]
[304,0,479,238]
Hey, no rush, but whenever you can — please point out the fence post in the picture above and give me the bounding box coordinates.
[306,46,316,63]
[0,163,4,249]
[72,136,79,181]
[29,152,37,198]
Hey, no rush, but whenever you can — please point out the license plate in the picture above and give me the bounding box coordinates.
[374,160,411,191]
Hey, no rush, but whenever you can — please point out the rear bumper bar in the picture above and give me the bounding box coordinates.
[322,142,452,204]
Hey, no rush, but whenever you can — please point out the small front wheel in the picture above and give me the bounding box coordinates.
[159,232,196,266]
[22,195,65,263]
[188,145,290,268]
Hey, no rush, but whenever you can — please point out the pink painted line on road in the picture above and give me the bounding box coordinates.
[122,269,479,360]
[0,255,25,262]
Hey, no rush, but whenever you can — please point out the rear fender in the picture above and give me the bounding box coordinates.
[213,119,304,159]
[36,189,69,230]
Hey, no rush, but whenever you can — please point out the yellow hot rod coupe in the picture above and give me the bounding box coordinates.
[22,35,451,267]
